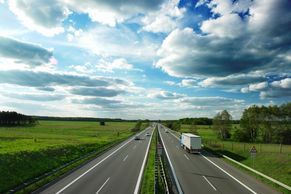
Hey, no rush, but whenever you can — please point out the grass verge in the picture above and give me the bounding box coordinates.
[141,127,157,194]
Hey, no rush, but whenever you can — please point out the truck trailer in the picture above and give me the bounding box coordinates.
[180,133,201,153]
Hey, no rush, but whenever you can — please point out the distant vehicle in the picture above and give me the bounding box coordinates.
[180,133,201,153]
[165,129,169,133]
[146,132,150,136]
[134,135,141,140]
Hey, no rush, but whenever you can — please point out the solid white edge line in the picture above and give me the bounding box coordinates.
[200,154,257,194]
[123,155,128,162]
[159,124,184,194]
[202,176,217,191]
[96,177,110,194]
[133,127,155,194]
[55,129,146,194]
[184,154,189,160]
[167,127,257,194]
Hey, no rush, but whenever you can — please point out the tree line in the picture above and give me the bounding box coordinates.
[235,103,291,144]
[163,102,291,144]
[0,111,37,126]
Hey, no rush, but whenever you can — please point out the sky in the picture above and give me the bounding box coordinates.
[0,0,290,120]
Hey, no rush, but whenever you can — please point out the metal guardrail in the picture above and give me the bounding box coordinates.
[157,124,183,194]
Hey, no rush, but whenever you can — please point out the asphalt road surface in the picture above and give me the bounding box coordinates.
[158,124,279,194]
[37,126,154,194]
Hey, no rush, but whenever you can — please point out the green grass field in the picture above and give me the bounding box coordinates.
[180,124,291,193]
[141,128,156,194]
[0,121,135,193]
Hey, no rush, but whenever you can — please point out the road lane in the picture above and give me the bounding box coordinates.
[158,124,278,194]
[38,126,154,194]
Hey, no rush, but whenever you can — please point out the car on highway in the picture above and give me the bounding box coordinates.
[134,135,141,140]
[146,132,150,136]
[165,129,169,133]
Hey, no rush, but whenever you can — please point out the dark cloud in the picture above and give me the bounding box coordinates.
[179,96,244,107]
[156,0,291,78]
[0,36,53,67]
[0,70,111,87]
[200,74,266,87]
[2,92,64,101]
[70,87,124,97]
[72,97,121,107]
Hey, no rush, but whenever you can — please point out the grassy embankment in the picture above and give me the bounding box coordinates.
[0,121,135,193]
[180,124,291,194]
[141,127,156,194]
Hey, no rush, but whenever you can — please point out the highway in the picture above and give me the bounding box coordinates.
[36,126,154,194]
[158,124,279,194]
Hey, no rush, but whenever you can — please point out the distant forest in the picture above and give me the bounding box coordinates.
[0,111,37,126]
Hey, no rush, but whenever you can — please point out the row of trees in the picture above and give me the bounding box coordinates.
[0,111,37,126]
[235,103,291,144]
[179,117,212,125]
[212,103,291,144]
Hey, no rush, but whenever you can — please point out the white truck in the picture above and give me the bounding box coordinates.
[180,133,202,153]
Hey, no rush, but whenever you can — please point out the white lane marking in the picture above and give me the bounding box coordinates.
[203,176,217,191]
[96,177,110,194]
[133,145,137,149]
[159,125,183,194]
[123,155,128,162]
[133,129,154,194]
[184,154,190,160]
[56,129,147,194]
[201,154,257,194]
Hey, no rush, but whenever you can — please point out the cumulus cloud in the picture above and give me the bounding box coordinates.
[141,0,184,33]
[200,74,266,87]
[72,97,121,107]
[148,90,185,100]
[70,87,124,97]
[240,78,291,99]
[8,0,70,36]
[178,96,244,107]
[76,25,159,59]
[8,0,167,35]
[66,0,165,27]
[0,36,54,68]
[179,79,197,88]
[156,0,291,79]
[1,92,64,101]
[0,70,128,88]
[241,82,268,93]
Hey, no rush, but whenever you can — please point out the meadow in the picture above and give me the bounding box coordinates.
[180,124,291,193]
[0,121,135,193]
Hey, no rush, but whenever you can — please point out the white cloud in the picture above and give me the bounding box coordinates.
[241,82,268,93]
[148,90,186,100]
[141,0,184,33]
[179,79,197,87]
[76,25,159,60]
[164,81,177,86]
[8,0,70,36]
[271,78,291,89]
[201,13,245,38]
[8,0,167,36]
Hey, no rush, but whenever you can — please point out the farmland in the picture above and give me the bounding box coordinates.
[0,121,136,193]
[180,124,291,193]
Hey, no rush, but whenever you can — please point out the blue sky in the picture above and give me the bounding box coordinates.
[0,0,290,119]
